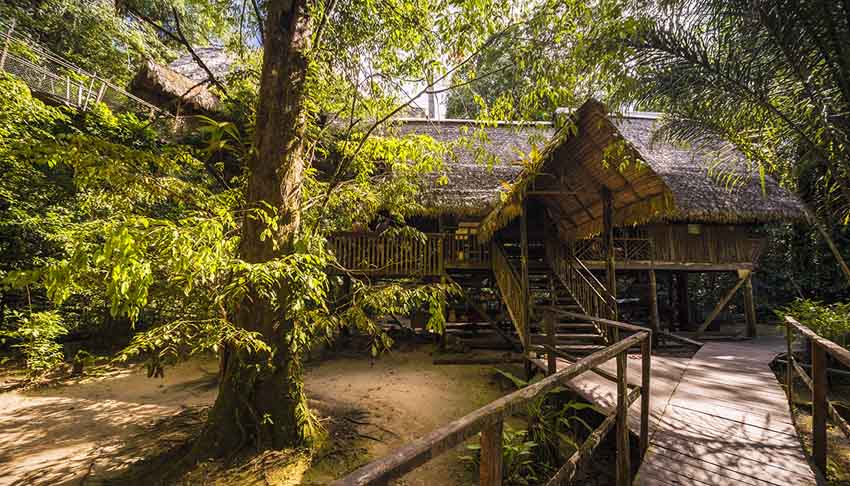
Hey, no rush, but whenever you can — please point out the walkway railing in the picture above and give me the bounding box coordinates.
[784,315,850,478]
[0,17,167,117]
[333,314,651,486]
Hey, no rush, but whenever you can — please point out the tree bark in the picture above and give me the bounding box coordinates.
[193,0,312,456]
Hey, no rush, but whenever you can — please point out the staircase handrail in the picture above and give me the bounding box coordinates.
[545,234,617,320]
[491,241,528,348]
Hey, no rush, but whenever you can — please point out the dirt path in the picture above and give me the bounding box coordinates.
[0,347,510,485]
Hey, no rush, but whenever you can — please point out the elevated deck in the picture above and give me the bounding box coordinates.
[540,338,818,485]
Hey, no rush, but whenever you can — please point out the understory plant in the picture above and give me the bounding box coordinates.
[778,299,850,349]
[461,369,598,483]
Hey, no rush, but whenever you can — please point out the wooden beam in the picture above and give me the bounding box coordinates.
[561,175,596,221]
[694,275,748,337]
[581,261,756,272]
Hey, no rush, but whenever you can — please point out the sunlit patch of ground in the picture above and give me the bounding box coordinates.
[0,345,512,485]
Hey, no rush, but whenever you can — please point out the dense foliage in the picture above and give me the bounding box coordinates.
[780,299,850,350]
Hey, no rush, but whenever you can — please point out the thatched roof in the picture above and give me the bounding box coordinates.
[476,99,805,240]
[614,116,804,222]
[168,47,231,81]
[395,119,554,217]
[129,48,228,114]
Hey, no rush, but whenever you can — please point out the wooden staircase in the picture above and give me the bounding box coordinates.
[491,240,609,356]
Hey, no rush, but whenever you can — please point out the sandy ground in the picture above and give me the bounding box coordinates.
[0,347,510,486]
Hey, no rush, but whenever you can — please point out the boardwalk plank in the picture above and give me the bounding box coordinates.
[560,338,817,486]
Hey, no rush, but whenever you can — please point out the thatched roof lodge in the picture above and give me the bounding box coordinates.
[392,119,553,217]
[395,99,804,240]
[130,48,227,115]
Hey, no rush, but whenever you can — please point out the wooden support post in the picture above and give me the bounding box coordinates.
[640,336,651,458]
[743,273,757,338]
[0,19,15,71]
[545,310,556,376]
[676,271,689,328]
[694,272,748,338]
[480,420,503,486]
[812,341,828,475]
[602,188,617,319]
[520,198,530,348]
[786,324,794,409]
[648,268,660,334]
[616,349,630,486]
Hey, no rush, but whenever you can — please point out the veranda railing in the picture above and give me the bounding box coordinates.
[784,316,850,478]
[328,232,490,277]
[332,313,651,486]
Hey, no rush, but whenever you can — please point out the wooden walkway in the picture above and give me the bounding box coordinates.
[540,337,819,485]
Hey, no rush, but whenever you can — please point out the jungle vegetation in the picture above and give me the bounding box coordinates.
[1,0,849,472]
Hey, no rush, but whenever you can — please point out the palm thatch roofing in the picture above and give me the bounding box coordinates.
[392,119,554,217]
[129,48,227,114]
[476,99,806,240]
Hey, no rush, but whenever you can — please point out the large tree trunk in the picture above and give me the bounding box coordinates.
[194,0,312,456]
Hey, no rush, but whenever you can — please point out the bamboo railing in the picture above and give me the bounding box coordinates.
[572,236,654,262]
[328,232,490,277]
[784,316,850,478]
[491,242,528,348]
[546,235,617,321]
[332,314,652,486]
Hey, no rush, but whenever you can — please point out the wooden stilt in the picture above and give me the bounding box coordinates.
[676,271,690,329]
[602,187,617,319]
[744,273,757,338]
[648,268,660,334]
[695,271,748,337]
[520,198,530,348]
[545,310,557,375]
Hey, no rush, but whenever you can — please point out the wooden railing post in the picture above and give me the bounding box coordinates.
[786,322,794,409]
[616,346,630,486]
[640,334,651,458]
[546,310,557,375]
[480,420,503,486]
[812,340,828,475]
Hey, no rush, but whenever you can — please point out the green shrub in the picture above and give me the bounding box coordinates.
[1,311,67,376]
[778,299,850,349]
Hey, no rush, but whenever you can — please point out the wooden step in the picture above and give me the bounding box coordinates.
[530,333,604,341]
[553,323,597,329]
